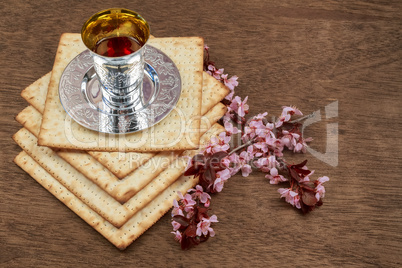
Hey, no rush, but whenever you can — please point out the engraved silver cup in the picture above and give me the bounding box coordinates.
[81,8,150,110]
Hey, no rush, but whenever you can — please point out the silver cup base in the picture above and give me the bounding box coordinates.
[82,64,157,115]
[59,46,181,134]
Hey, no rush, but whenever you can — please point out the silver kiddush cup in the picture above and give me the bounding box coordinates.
[81,8,150,111]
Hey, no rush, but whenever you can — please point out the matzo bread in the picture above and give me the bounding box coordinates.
[16,103,226,203]
[13,124,224,227]
[38,34,204,152]
[21,70,229,179]
[21,72,51,114]
[14,151,197,250]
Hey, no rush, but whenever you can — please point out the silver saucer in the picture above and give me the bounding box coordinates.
[59,45,181,134]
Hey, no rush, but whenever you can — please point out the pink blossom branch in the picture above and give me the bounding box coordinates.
[228,140,254,156]
[171,44,330,250]
[288,111,317,124]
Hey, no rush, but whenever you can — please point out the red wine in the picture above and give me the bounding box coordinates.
[93,36,142,57]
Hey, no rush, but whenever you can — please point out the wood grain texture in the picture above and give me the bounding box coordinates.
[1,0,401,267]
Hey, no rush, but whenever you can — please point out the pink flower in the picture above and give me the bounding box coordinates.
[264,137,284,157]
[223,114,232,124]
[223,153,241,175]
[204,44,209,50]
[246,119,265,135]
[266,122,274,130]
[178,191,196,213]
[221,74,239,90]
[171,220,181,231]
[171,230,182,242]
[265,167,287,184]
[246,144,259,158]
[281,130,300,151]
[189,185,211,204]
[224,121,240,135]
[315,176,329,200]
[196,215,218,237]
[293,137,313,153]
[275,106,302,128]
[171,199,184,217]
[242,116,268,142]
[221,131,232,142]
[241,164,252,177]
[217,168,231,181]
[253,157,266,171]
[255,126,272,139]
[186,209,195,220]
[275,116,290,128]
[213,169,231,192]
[207,65,224,80]
[318,176,330,184]
[254,155,278,173]
[282,106,302,117]
[203,142,216,155]
[254,112,268,120]
[216,132,231,151]
[293,194,301,209]
[222,74,238,101]
[266,155,278,169]
[213,178,225,193]
[204,132,231,154]
[239,150,252,177]
[229,96,249,117]
[248,120,265,130]
[220,149,252,177]
[278,188,300,208]
[225,89,235,101]
[221,155,231,169]
[245,114,273,140]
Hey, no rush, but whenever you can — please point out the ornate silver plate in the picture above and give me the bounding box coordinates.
[59,45,181,134]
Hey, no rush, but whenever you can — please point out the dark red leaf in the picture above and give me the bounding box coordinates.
[294,168,312,176]
[181,235,191,250]
[288,167,300,181]
[184,165,197,176]
[193,154,206,163]
[172,215,190,227]
[299,182,315,192]
[197,207,209,221]
[204,167,216,185]
[212,151,228,160]
[292,160,308,169]
[193,155,206,170]
[199,234,210,243]
[180,228,203,249]
[191,236,201,245]
[221,98,231,106]
[302,191,317,206]
[209,151,228,169]
[184,154,205,176]
[184,224,198,238]
[300,201,314,214]
[198,173,210,190]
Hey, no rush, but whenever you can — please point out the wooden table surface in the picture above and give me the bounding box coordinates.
[1,0,401,267]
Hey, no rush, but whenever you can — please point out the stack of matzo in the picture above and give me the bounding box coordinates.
[13,34,229,249]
